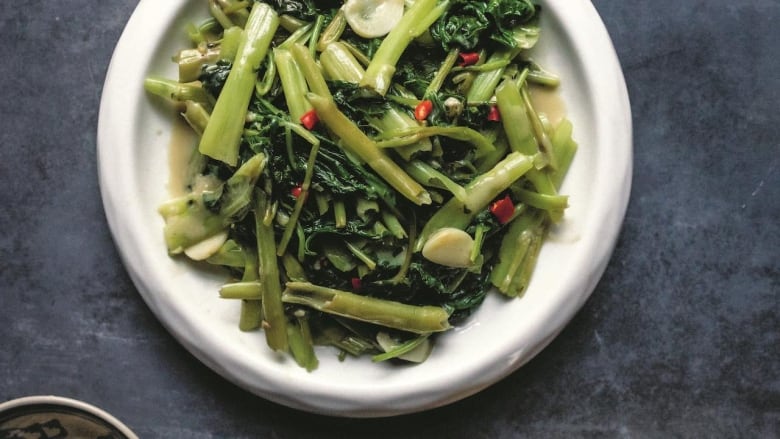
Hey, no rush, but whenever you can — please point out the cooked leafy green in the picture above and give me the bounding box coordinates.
[430,0,539,51]
[147,0,575,370]
[263,0,341,21]
[199,59,232,97]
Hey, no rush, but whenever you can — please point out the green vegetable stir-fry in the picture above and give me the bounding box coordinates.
[145,0,578,370]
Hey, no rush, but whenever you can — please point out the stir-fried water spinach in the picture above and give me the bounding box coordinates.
[145,0,578,370]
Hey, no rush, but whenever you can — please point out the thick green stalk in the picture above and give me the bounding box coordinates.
[255,190,288,352]
[489,209,546,297]
[277,23,313,50]
[320,42,364,82]
[175,46,220,83]
[287,310,319,371]
[316,9,346,51]
[360,0,450,95]
[218,153,267,219]
[144,76,214,110]
[239,300,263,331]
[290,44,331,98]
[209,0,235,29]
[198,3,279,165]
[282,252,308,281]
[181,101,210,136]
[495,79,537,155]
[514,188,569,212]
[283,282,451,334]
[278,14,308,33]
[159,196,225,254]
[496,79,559,198]
[186,19,219,46]
[254,51,276,97]
[273,48,312,121]
[238,249,262,331]
[209,0,250,28]
[402,160,468,203]
[219,26,243,61]
[526,59,560,87]
[475,135,510,173]
[334,200,347,228]
[219,281,263,299]
[521,85,557,170]
[381,211,407,239]
[550,119,578,189]
[465,50,516,102]
[306,93,431,205]
[375,125,495,157]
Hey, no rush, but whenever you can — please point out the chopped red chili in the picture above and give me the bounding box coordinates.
[351,277,362,291]
[487,105,501,122]
[458,52,480,67]
[299,109,319,130]
[290,185,303,198]
[414,99,434,121]
[489,194,515,224]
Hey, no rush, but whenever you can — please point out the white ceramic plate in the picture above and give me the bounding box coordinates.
[98,0,631,417]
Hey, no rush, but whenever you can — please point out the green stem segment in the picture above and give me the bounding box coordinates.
[255,190,288,352]
[283,282,451,334]
[376,126,495,157]
[360,0,450,95]
[273,48,312,121]
[489,209,546,297]
[306,93,431,205]
[199,3,279,166]
[144,76,215,110]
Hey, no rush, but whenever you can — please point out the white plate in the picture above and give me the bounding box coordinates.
[98,0,631,417]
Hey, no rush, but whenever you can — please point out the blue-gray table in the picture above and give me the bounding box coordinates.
[1,1,777,437]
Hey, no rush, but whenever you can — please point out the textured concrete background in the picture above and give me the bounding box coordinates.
[1,1,777,437]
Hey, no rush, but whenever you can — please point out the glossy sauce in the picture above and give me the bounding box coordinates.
[167,117,197,197]
[529,84,567,127]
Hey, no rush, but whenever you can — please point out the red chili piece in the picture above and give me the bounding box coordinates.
[300,109,319,130]
[487,105,501,122]
[414,100,434,121]
[489,195,515,224]
[351,277,362,291]
[458,52,480,67]
[291,185,303,198]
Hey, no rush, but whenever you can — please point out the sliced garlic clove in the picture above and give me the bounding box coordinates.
[184,230,229,261]
[343,0,404,39]
[421,227,475,268]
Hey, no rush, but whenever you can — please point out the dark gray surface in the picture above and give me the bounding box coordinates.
[1,1,777,437]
